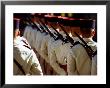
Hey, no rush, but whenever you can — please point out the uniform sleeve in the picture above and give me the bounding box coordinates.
[14,46,31,75]
[23,26,32,41]
[14,46,43,75]
[67,51,79,75]
[23,26,29,39]
[29,50,43,75]
[34,34,38,51]
[49,50,66,75]
[30,30,36,48]
[40,37,49,63]
[91,55,97,75]
[34,32,41,52]
[38,33,45,54]
[28,29,34,46]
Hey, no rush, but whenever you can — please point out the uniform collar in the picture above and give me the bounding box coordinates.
[72,37,78,40]
[83,38,94,43]
[14,36,22,45]
[14,36,21,41]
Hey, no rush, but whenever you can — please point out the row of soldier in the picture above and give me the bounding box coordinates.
[13,13,97,75]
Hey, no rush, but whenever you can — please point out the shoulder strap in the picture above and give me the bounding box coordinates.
[73,41,80,46]
[70,41,80,48]
[73,41,97,60]
[14,59,26,75]
[21,40,32,50]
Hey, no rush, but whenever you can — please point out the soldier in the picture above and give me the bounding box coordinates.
[67,19,97,75]
[46,15,74,75]
[53,17,81,75]
[41,15,58,75]
[23,14,41,65]
[30,14,47,74]
[13,18,43,75]
[23,14,36,46]
[37,14,53,75]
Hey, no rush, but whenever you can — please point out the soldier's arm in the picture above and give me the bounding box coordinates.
[41,41,48,59]
[23,26,29,39]
[67,51,79,75]
[40,36,49,63]
[29,50,43,75]
[49,50,66,75]
[23,26,32,41]
[29,30,36,48]
[14,46,32,75]
[91,55,97,75]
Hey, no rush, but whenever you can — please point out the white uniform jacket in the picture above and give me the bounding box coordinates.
[48,38,67,75]
[67,38,97,75]
[13,36,43,75]
[40,34,50,63]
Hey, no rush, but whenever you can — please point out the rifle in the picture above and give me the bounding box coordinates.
[38,19,58,40]
[74,32,97,59]
[58,24,75,45]
[38,23,48,34]
[50,24,67,42]
[26,15,42,32]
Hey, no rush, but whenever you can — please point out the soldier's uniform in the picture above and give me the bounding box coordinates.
[29,27,38,48]
[40,34,50,63]
[51,17,81,75]
[46,15,69,75]
[13,18,43,75]
[14,36,43,75]
[49,39,67,75]
[67,19,97,75]
[40,34,51,75]
[47,32,57,75]
[23,25,32,40]
[23,25,35,46]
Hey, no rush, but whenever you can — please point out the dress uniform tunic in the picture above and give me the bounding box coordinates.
[29,28,38,48]
[67,38,97,75]
[34,31,42,53]
[14,36,43,75]
[40,34,50,63]
[49,38,67,75]
[40,34,52,75]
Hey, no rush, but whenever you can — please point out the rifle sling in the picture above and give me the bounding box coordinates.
[73,41,97,60]
[14,59,26,75]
